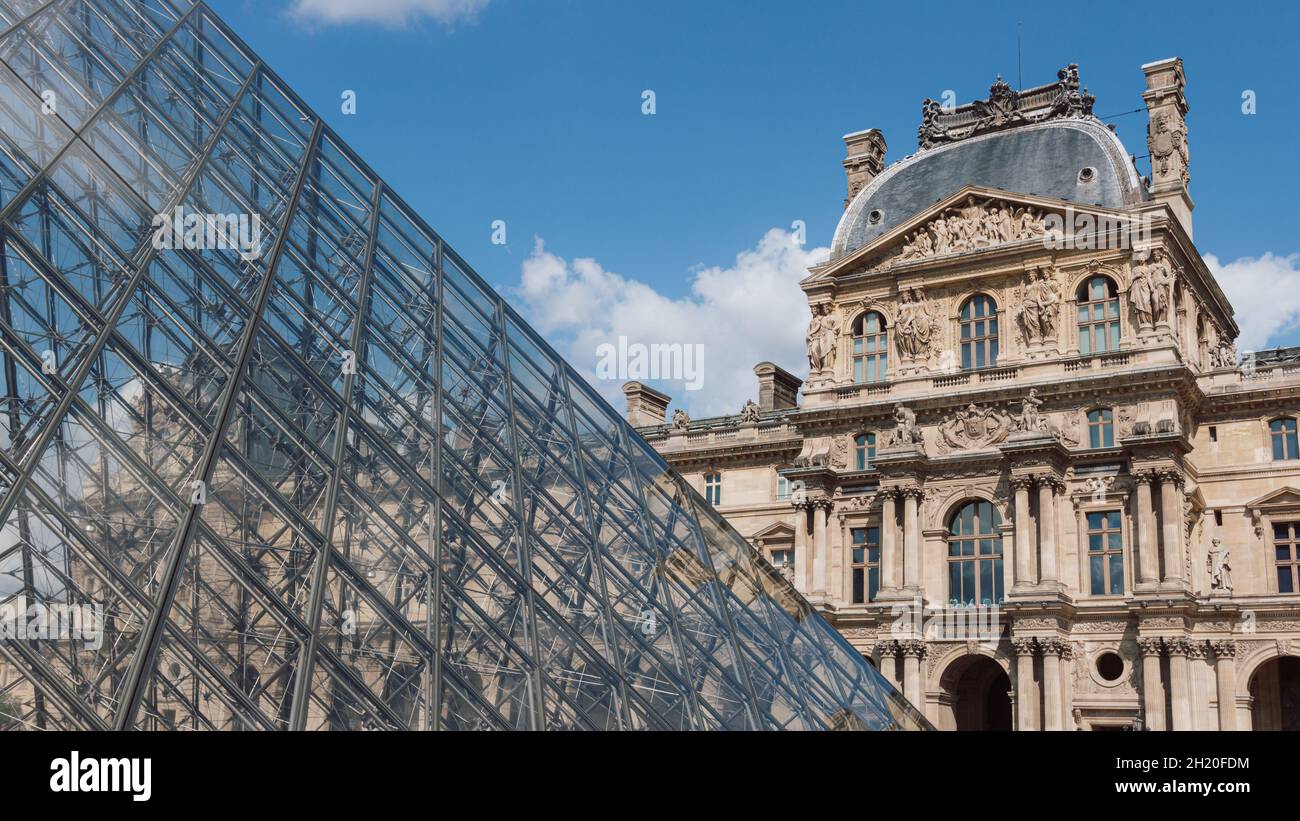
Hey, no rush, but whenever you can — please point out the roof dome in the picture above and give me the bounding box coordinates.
[832,118,1146,258]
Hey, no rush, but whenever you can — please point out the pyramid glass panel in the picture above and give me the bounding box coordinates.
[0,0,929,731]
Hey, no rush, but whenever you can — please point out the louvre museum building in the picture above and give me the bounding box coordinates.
[628,62,1300,731]
[0,0,1294,736]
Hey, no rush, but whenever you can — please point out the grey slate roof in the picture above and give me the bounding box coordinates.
[832,118,1147,258]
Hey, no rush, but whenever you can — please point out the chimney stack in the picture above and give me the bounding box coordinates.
[842,128,887,209]
[1142,58,1193,238]
[622,381,671,428]
[753,362,802,412]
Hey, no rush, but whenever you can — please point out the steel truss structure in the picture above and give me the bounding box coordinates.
[0,0,927,730]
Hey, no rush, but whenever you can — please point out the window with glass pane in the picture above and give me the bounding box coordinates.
[852,311,888,383]
[704,472,721,505]
[776,475,791,501]
[770,548,795,570]
[946,501,1003,605]
[959,295,998,371]
[1077,276,1120,355]
[1087,510,1124,595]
[852,526,881,603]
[1271,418,1299,461]
[1088,408,1114,448]
[854,433,876,471]
[1274,522,1300,593]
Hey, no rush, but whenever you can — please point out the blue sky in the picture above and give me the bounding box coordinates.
[210,0,1300,415]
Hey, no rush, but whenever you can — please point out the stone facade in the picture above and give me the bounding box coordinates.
[627,60,1300,731]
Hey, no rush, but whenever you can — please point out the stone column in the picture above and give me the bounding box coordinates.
[1166,638,1193,730]
[1134,472,1159,586]
[901,640,925,707]
[1213,640,1238,731]
[838,513,852,602]
[880,490,898,591]
[902,488,922,590]
[1037,477,1061,586]
[1187,640,1209,731]
[1138,637,1166,731]
[1012,477,1036,588]
[812,499,828,595]
[1159,470,1185,585]
[876,640,900,690]
[1040,639,1064,731]
[793,502,810,592]
[1013,638,1038,731]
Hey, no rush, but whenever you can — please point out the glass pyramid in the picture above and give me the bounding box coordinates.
[0,0,928,731]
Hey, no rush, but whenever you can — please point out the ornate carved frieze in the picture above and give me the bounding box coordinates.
[935,401,1013,454]
[917,65,1096,150]
[895,196,1046,261]
[1148,111,1188,186]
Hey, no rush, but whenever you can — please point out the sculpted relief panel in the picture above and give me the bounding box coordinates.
[1014,265,1062,348]
[896,196,1046,263]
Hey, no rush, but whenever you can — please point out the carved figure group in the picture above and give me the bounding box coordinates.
[739,399,761,423]
[1130,249,1177,328]
[897,197,1045,261]
[670,408,690,431]
[1016,265,1061,345]
[883,404,925,450]
[806,303,842,373]
[894,287,940,361]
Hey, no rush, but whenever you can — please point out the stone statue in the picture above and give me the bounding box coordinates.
[1211,339,1238,369]
[1148,249,1175,324]
[1130,257,1154,328]
[895,287,938,361]
[1015,388,1046,433]
[670,408,690,431]
[1207,539,1233,592]
[884,403,924,449]
[739,399,761,423]
[806,303,841,373]
[1017,266,1060,345]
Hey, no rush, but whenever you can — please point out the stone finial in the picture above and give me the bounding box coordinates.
[1142,57,1193,238]
[842,128,887,209]
[753,362,802,412]
[622,381,671,428]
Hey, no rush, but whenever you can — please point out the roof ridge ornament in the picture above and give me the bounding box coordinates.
[918,64,1097,150]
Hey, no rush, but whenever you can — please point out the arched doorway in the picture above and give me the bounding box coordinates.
[1249,656,1300,731]
[941,655,1012,731]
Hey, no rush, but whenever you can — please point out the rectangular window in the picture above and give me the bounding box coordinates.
[776,476,790,501]
[770,548,794,569]
[704,473,721,506]
[1274,522,1300,594]
[851,526,881,603]
[1208,426,1217,443]
[1087,510,1124,595]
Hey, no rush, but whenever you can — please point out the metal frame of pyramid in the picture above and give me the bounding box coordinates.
[0,0,929,730]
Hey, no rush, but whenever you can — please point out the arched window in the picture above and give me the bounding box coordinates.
[959,295,998,371]
[946,500,1003,606]
[852,311,888,383]
[1271,418,1299,461]
[1077,276,1120,354]
[854,433,876,471]
[1087,408,1115,448]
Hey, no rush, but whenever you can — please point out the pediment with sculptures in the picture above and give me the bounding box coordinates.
[894,196,1047,263]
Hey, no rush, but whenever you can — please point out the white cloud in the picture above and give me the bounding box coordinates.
[1206,252,1300,352]
[289,0,488,27]
[515,229,826,419]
